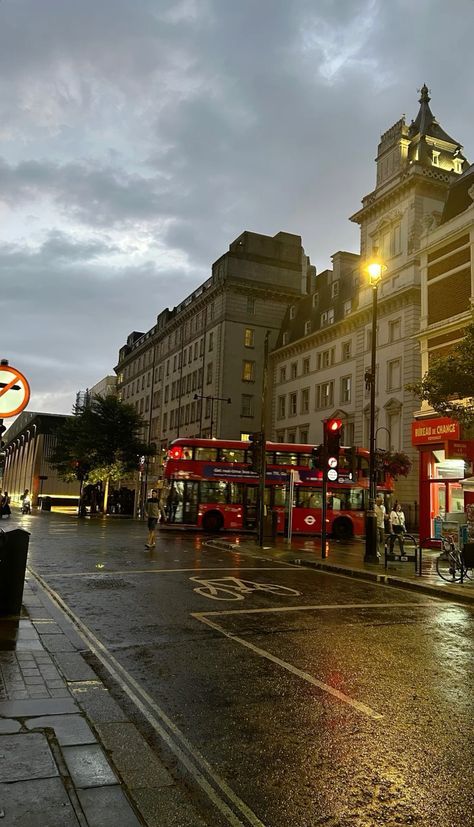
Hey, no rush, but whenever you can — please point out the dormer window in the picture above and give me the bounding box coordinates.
[454,158,463,174]
[304,320,312,335]
[289,305,296,320]
[432,150,440,167]
[312,292,319,308]
[331,280,339,298]
[282,331,289,345]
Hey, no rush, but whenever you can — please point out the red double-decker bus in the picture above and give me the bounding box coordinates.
[162,438,393,539]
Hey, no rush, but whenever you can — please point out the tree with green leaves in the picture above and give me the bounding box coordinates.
[50,395,153,515]
[408,322,474,426]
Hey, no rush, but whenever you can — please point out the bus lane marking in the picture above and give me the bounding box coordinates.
[28,565,267,827]
[190,576,301,601]
[192,611,384,720]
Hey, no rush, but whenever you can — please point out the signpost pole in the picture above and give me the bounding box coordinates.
[286,469,294,545]
[321,471,328,559]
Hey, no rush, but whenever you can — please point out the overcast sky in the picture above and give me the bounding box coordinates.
[1,0,473,417]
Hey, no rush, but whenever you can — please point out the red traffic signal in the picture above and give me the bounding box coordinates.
[326,418,343,435]
[324,418,343,476]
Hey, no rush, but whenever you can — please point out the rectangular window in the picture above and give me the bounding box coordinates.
[299,428,308,444]
[321,309,334,327]
[244,328,254,348]
[318,348,334,370]
[206,362,213,384]
[282,331,289,345]
[208,332,214,351]
[290,305,296,319]
[242,360,255,382]
[277,395,286,419]
[387,359,401,391]
[279,366,287,383]
[331,280,339,298]
[304,320,311,335]
[389,318,401,342]
[205,398,211,418]
[162,412,168,432]
[302,358,310,375]
[289,392,297,416]
[342,341,351,361]
[287,431,296,443]
[247,297,255,315]
[199,339,204,357]
[241,394,254,417]
[194,342,198,359]
[164,385,169,403]
[301,387,309,414]
[316,381,334,409]
[343,299,352,316]
[291,362,297,379]
[341,376,351,403]
[312,292,319,308]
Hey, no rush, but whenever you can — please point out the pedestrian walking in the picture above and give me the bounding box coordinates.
[145,489,161,549]
[374,494,386,558]
[0,491,11,519]
[167,487,180,523]
[389,501,406,553]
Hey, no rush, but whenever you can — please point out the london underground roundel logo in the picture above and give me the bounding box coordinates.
[304,515,316,526]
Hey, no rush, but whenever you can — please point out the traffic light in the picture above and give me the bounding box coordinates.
[324,418,343,480]
[311,444,324,470]
[249,431,264,474]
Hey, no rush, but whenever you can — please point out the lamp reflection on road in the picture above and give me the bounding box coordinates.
[364,249,387,564]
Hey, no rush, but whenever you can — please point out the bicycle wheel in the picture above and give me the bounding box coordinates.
[436,552,463,582]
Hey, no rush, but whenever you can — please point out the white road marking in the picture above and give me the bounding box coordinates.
[190,576,301,601]
[193,612,384,720]
[42,566,295,578]
[196,600,435,617]
[28,566,267,827]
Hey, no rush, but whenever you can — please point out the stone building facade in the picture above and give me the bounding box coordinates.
[115,231,314,483]
[269,86,468,519]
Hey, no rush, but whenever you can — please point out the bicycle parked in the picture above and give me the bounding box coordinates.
[436,535,473,583]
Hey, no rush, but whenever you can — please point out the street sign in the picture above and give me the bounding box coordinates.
[327,468,338,481]
[0,363,30,418]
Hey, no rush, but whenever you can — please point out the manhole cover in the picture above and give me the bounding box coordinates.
[86,577,129,590]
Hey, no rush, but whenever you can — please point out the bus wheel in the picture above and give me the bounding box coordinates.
[202,511,224,533]
[332,518,353,542]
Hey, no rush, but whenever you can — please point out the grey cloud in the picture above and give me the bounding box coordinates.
[0,158,172,226]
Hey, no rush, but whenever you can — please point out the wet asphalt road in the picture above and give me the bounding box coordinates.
[18,511,474,827]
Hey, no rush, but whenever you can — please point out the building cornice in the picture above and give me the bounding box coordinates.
[350,166,453,225]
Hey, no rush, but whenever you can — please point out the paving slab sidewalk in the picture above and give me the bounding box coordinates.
[0,580,209,827]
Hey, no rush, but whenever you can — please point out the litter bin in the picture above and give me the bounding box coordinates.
[462,542,474,568]
[41,496,52,512]
[0,528,30,616]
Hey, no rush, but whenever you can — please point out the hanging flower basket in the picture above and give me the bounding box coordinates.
[381,451,412,480]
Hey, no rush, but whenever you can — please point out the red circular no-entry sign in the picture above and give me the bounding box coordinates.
[0,364,30,418]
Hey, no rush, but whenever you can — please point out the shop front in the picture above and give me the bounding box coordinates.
[412,416,474,541]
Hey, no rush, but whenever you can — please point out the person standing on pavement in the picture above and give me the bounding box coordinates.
[145,489,161,549]
[374,494,386,558]
[389,501,406,553]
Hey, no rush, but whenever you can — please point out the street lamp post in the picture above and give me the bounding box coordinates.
[364,252,387,563]
[193,394,231,438]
